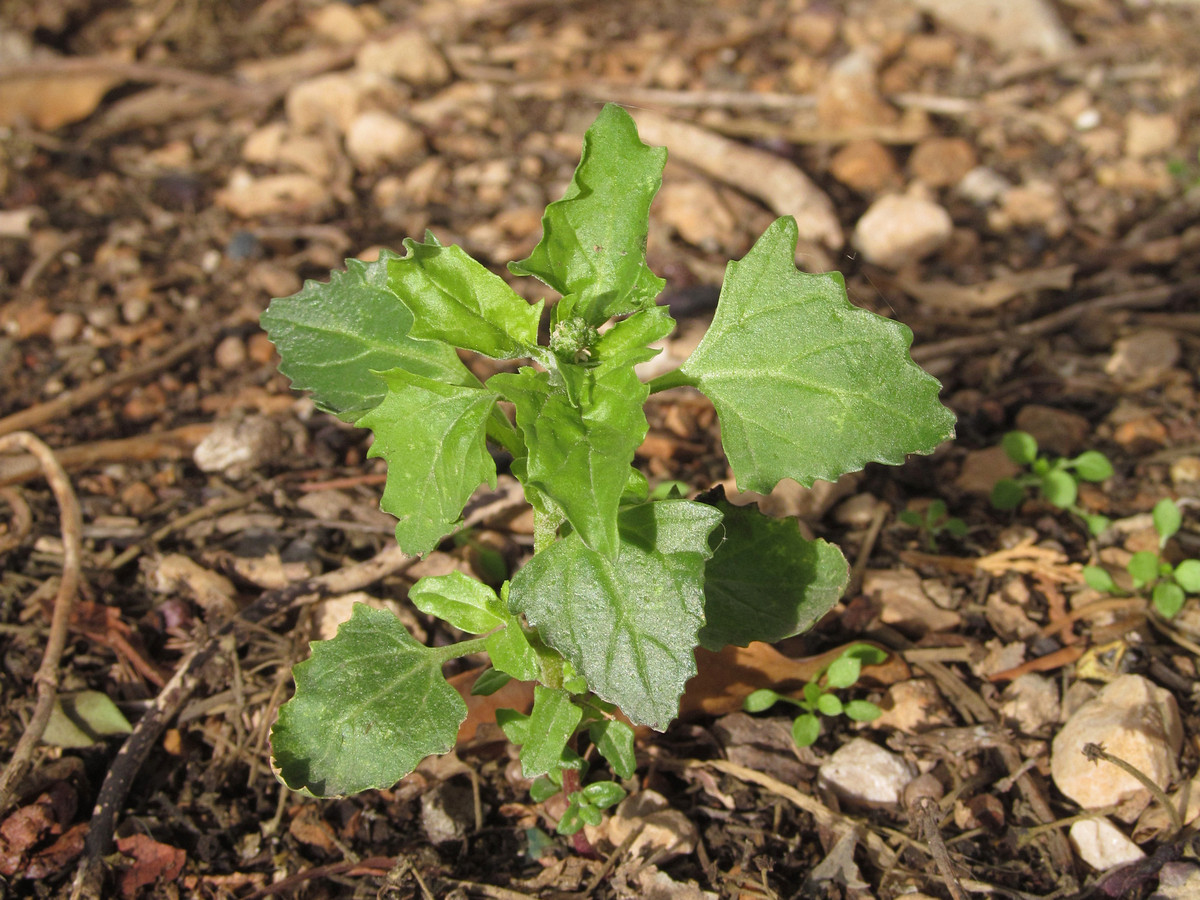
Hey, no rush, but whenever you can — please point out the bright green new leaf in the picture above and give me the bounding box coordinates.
[1083,565,1116,593]
[272,605,466,797]
[521,687,583,778]
[509,104,666,324]
[1002,431,1038,466]
[698,496,847,650]
[490,360,649,559]
[508,501,722,729]
[589,720,636,779]
[261,251,475,421]
[1154,582,1186,618]
[845,700,882,722]
[408,572,504,634]
[744,689,780,713]
[844,644,889,665]
[825,654,862,690]
[1174,559,1200,593]
[389,234,542,359]
[1128,550,1161,586]
[1040,470,1077,508]
[359,369,498,555]
[1153,498,1182,543]
[529,776,559,802]
[1072,450,1114,482]
[485,625,541,683]
[991,478,1024,510]
[679,217,955,492]
[496,708,530,745]
[470,668,512,696]
[43,691,132,748]
[582,781,626,809]
[816,693,843,716]
[792,714,821,747]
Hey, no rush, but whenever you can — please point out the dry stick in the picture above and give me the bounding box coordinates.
[0,485,33,553]
[911,277,1200,364]
[69,484,529,900]
[0,327,217,439]
[1082,743,1182,836]
[0,433,84,817]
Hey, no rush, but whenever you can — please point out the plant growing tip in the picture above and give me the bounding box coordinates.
[261,104,954,812]
[991,430,1113,536]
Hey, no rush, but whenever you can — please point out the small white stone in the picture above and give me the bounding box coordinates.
[194,415,289,478]
[50,311,84,343]
[957,166,1012,206]
[1069,818,1145,870]
[1000,673,1061,735]
[345,111,424,172]
[214,335,247,371]
[852,193,953,269]
[215,169,330,218]
[818,738,915,808]
[285,71,384,134]
[356,30,450,85]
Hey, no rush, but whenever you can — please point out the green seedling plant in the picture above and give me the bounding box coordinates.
[260,105,954,822]
[743,644,886,747]
[991,430,1114,536]
[1083,499,1200,618]
[899,498,967,550]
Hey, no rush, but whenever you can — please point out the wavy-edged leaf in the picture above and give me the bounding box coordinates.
[521,687,583,778]
[389,234,542,359]
[359,368,498,555]
[508,500,721,729]
[698,497,847,650]
[679,216,956,492]
[271,604,465,797]
[261,251,475,421]
[509,104,666,324]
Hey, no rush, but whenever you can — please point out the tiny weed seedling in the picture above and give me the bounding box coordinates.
[744,644,886,747]
[899,499,967,550]
[1083,499,1200,618]
[991,430,1114,536]
[261,105,954,816]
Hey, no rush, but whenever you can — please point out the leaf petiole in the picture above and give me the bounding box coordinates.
[646,368,696,394]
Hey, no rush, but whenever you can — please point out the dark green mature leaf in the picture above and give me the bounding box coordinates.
[509,104,666,324]
[508,501,721,729]
[698,498,847,651]
[271,605,465,797]
[389,234,542,359]
[359,369,498,555]
[261,251,475,421]
[490,359,650,559]
[521,687,583,778]
[679,217,955,491]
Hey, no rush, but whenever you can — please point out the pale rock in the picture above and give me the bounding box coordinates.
[285,71,384,133]
[991,179,1070,238]
[852,193,953,269]
[421,781,474,844]
[345,111,424,172]
[657,180,736,252]
[815,49,897,130]
[832,492,882,527]
[0,207,39,238]
[913,0,1074,57]
[121,297,149,325]
[1170,456,1200,485]
[215,169,330,218]
[865,568,962,635]
[149,553,238,617]
[275,136,335,181]
[1155,864,1200,900]
[50,311,84,344]
[193,415,289,478]
[956,445,1020,495]
[214,335,247,371]
[957,166,1012,206]
[973,640,1025,679]
[1051,674,1182,821]
[1105,329,1180,382]
[985,588,1038,640]
[1000,673,1060,735]
[785,10,840,54]
[1124,111,1179,159]
[909,137,977,188]
[356,30,450,86]
[307,3,368,44]
[817,738,915,809]
[873,678,955,734]
[1014,404,1091,457]
[1069,818,1145,870]
[829,139,900,194]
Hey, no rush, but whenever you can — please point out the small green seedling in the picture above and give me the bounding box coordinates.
[1083,498,1200,618]
[991,431,1113,536]
[743,644,886,747]
[260,105,954,818]
[899,499,967,550]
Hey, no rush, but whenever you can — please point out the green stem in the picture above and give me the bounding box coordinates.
[428,636,490,665]
[646,367,696,394]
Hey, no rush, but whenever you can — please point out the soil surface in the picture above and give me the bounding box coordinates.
[2,1,1200,898]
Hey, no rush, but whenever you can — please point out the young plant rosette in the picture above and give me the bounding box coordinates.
[262,105,955,802]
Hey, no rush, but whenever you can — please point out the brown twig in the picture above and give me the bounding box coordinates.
[0,432,84,817]
[0,485,33,553]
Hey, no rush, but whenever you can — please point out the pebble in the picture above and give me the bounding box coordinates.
[420,780,475,844]
[913,0,1074,57]
[214,335,247,371]
[1105,329,1181,382]
[957,166,1012,206]
[1013,404,1091,457]
[285,71,384,134]
[356,30,450,86]
[873,678,955,733]
[1051,674,1182,821]
[1069,818,1145,871]
[991,179,1070,238]
[215,170,330,218]
[247,332,277,365]
[1124,111,1179,159]
[832,492,881,528]
[817,738,915,809]
[828,139,900,194]
[120,297,149,325]
[307,3,369,44]
[120,481,157,515]
[1170,456,1200,485]
[49,311,84,343]
[242,121,288,165]
[865,568,962,634]
[909,136,977,188]
[657,180,737,252]
[852,193,953,269]
[193,415,289,478]
[1000,673,1061,735]
[815,49,898,130]
[345,111,424,172]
